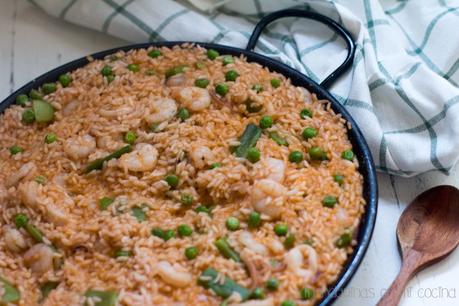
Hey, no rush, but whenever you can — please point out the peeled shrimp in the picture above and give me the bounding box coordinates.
[266,238,284,255]
[18,181,71,226]
[156,261,192,287]
[166,74,186,87]
[238,231,267,256]
[175,87,211,111]
[264,158,285,183]
[62,100,79,116]
[97,135,122,151]
[119,143,158,172]
[5,162,36,188]
[284,244,318,280]
[189,145,214,169]
[146,98,177,124]
[63,134,96,160]
[46,204,70,226]
[252,179,286,219]
[18,180,42,209]
[23,243,55,275]
[3,226,27,253]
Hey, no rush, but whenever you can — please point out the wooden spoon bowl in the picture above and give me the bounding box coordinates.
[377,185,459,306]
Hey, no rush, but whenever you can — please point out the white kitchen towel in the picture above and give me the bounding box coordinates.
[30,0,459,176]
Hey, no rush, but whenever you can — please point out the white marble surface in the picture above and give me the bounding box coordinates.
[1,1,458,305]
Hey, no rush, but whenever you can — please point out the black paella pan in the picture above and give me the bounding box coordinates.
[0,9,378,306]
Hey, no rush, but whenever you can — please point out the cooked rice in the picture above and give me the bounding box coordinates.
[0,44,365,305]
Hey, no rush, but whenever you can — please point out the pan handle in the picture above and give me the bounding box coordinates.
[246,9,356,89]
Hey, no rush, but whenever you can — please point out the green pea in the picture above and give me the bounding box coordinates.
[281,300,296,306]
[42,83,57,95]
[127,64,140,72]
[209,162,222,169]
[284,234,296,249]
[302,127,317,139]
[177,108,190,121]
[165,175,179,188]
[248,211,261,228]
[14,213,28,228]
[114,250,132,258]
[246,147,261,163]
[180,193,194,206]
[22,109,35,124]
[308,146,327,160]
[300,287,314,300]
[225,217,240,231]
[270,78,281,88]
[215,83,229,96]
[300,108,313,119]
[250,287,265,299]
[252,84,263,93]
[335,232,352,248]
[148,49,161,58]
[195,78,210,88]
[29,89,43,100]
[259,116,273,129]
[222,55,234,65]
[177,224,193,237]
[289,151,304,163]
[185,246,199,259]
[45,133,57,144]
[266,278,279,291]
[274,223,288,236]
[106,74,115,83]
[145,69,156,76]
[333,174,345,186]
[195,205,211,215]
[164,230,175,241]
[9,145,23,155]
[323,195,337,208]
[101,65,113,76]
[225,70,239,82]
[58,74,72,87]
[152,228,175,241]
[151,228,165,239]
[99,197,115,210]
[16,94,28,106]
[342,149,355,161]
[124,131,137,145]
[207,49,219,60]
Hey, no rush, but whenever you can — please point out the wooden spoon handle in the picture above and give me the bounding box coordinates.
[377,251,421,306]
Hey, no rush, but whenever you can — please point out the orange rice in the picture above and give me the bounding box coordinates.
[0,44,365,306]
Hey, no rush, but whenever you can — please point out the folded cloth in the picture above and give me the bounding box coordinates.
[32,0,459,176]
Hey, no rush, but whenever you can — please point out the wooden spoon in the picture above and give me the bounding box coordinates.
[377,185,459,306]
